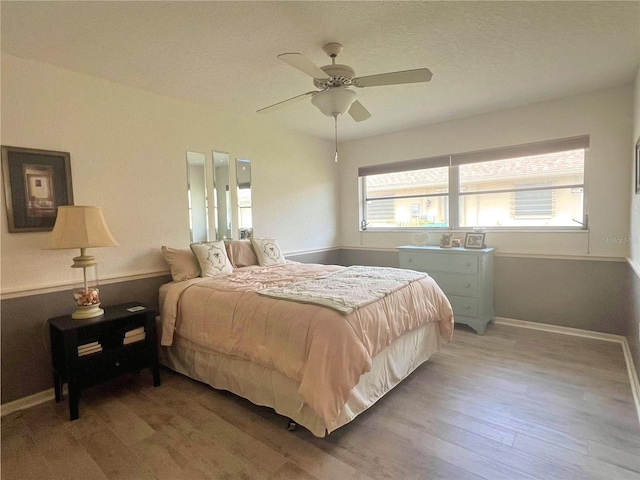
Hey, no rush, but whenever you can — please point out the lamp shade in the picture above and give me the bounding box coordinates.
[47,206,119,250]
[311,88,357,117]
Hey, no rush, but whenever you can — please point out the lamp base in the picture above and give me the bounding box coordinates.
[72,303,104,320]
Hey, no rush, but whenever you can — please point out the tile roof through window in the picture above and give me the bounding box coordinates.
[365,150,584,189]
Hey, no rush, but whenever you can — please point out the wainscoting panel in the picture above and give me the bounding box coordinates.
[340,248,399,268]
[3,249,639,413]
[1,275,171,404]
[628,268,640,380]
[493,256,634,335]
[340,247,639,375]
[286,249,342,265]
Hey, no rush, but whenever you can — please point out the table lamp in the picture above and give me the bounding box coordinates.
[47,206,119,319]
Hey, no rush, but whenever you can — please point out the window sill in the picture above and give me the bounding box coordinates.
[361,228,588,234]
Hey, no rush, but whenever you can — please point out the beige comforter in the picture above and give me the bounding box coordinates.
[160,263,454,429]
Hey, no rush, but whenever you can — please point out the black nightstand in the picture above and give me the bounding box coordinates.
[48,302,161,420]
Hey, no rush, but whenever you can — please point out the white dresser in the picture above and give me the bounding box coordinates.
[398,245,494,334]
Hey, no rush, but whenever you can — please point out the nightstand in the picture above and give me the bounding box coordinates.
[48,302,161,420]
[399,246,494,334]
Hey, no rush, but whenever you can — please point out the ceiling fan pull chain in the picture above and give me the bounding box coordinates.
[334,116,339,162]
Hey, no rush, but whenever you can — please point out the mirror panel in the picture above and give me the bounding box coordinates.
[213,151,232,240]
[187,151,209,243]
[236,158,252,239]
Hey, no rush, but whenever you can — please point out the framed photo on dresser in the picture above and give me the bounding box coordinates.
[465,233,485,249]
[439,233,453,248]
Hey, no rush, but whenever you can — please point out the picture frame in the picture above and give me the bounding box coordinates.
[465,232,485,249]
[452,236,463,248]
[636,136,640,194]
[439,233,453,248]
[2,146,74,232]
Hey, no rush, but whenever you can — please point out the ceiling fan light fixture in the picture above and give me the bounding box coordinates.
[311,88,357,118]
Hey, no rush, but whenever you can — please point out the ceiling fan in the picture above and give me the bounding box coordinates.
[257,43,432,161]
[257,43,433,122]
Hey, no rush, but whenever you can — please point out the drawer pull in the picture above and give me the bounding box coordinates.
[115,361,120,367]
[465,262,471,266]
[464,305,471,309]
[407,258,412,262]
[464,283,471,288]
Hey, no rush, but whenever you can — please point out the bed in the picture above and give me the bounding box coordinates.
[157,240,454,437]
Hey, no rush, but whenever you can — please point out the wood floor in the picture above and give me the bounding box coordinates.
[2,323,639,480]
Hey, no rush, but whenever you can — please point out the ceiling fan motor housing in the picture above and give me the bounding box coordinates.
[314,64,356,88]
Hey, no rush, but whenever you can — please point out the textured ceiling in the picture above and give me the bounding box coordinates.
[2,1,639,141]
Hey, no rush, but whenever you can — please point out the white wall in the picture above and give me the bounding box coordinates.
[339,85,633,258]
[632,67,640,271]
[1,54,338,294]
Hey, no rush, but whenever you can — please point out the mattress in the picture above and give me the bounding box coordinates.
[157,262,453,435]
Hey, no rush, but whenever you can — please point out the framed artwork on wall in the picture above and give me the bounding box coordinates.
[2,146,74,232]
[636,136,640,194]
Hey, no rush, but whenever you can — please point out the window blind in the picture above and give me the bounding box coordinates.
[358,155,450,177]
[451,135,589,166]
[358,135,589,177]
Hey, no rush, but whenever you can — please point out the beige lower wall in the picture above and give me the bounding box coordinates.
[0,249,335,404]
[341,248,640,375]
[629,268,640,376]
[631,67,640,274]
[1,275,171,404]
[4,250,636,406]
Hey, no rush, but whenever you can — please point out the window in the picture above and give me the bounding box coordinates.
[513,186,553,219]
[363,166,449,228]
[359,136,587,230]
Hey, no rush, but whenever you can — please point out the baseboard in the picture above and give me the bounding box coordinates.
[494,317,625,342]
[1,385,67,418]
[495,317,640,425]
[621,337,640,425]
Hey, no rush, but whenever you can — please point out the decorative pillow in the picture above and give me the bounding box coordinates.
[250,238,286,267]
[161,246,200,282]
[225,240,259,268]
[190,241,233,276]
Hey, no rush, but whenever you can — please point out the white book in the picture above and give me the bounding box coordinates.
[123,332,146,345]
[124,327,145,337]
[77,341,100,350]
[78,344,101,353]
[78,345,103,356]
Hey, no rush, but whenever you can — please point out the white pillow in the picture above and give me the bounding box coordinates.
[190,241,233,276]
[161,246,200,282]
[250,238,286,267]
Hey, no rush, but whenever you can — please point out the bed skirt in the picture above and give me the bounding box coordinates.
[157,320,441,437]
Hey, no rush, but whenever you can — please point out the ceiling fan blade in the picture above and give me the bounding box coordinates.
[348,100,371,122]
[352,68,433,88]
[256,91,317,114]
[278,53,330,79]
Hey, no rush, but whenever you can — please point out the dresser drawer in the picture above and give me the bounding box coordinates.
[429,273,478,297]
[400,252,478,274]
[448,295,479,318]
